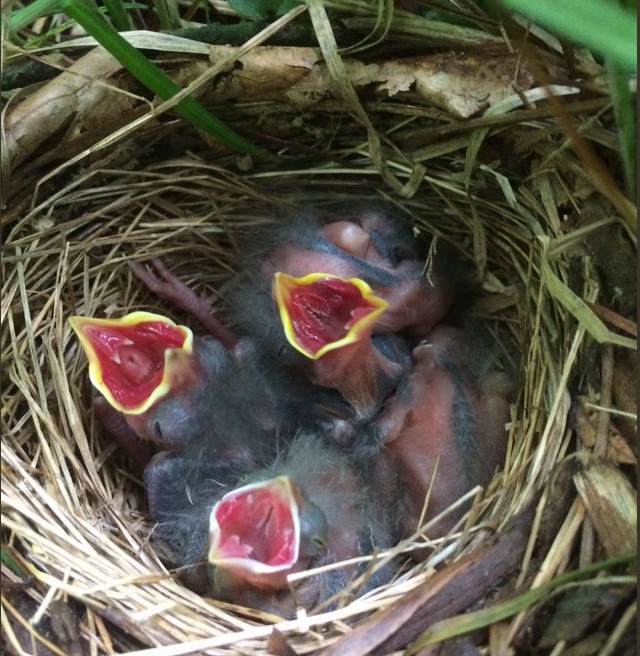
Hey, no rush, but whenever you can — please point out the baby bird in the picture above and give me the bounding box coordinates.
[272,271,408,419]
[225,206,465,420]
[210,434,396,615]
[229,206,461,344]
[70,312,290,466]
[144,433,396,618]
[368,324,513,551]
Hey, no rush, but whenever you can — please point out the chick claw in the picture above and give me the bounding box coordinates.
[129,258,237,349]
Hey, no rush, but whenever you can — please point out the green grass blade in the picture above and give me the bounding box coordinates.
[405,553,635,654]
[607,60,637,201]
[9,0,60,35]
[1,546,26,578]
[500,0,637,71]
[153,0,182,30]
[103,0,133,31]
[59,0,261,155]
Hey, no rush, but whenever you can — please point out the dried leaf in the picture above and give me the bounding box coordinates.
[4,48,136,171]
[284,51,534,118]
[207,45,320,101]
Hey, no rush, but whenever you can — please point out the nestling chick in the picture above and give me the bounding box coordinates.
[70,312,289,463]
[229,206,461,345]
[144,433,396,617]
[272,271,409,419]
[368,324,513,551]
[209,434,395,616]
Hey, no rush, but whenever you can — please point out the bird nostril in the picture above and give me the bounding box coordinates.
[152,421,163,441]
[313,536,326,551]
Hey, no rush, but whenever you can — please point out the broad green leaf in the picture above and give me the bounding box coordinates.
[501,0,637,71]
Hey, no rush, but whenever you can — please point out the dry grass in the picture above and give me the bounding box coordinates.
[1,6,636,655]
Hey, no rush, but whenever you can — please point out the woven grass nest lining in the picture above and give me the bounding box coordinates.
[3,160,635,654]
[2,26,638,656]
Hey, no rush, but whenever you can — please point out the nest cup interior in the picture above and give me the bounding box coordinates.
[2,46,636,656]
[2,162,562,643]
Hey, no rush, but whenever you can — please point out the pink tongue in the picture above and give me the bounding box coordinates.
[219,534,253,558]
[85,320,188,408]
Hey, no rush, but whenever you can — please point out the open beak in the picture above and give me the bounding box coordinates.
[272,272,388,360]
[69,311,193,415]
[208,476,300,576]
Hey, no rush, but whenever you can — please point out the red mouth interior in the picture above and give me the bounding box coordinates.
[285,277,379,356]
[84,321,187,409]
[213,484,297,568]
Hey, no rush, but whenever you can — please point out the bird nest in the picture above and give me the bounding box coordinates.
[1,5,637,656]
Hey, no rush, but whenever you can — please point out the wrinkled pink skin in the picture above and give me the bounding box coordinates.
[92,398,153,473]
[321,221,391,267]
[375,326,512,549]
[309,336,404,419]
[128,258,237,349]
[268,220,454,337]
